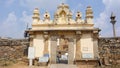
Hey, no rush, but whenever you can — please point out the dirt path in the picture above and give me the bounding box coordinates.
[0,62,47,68]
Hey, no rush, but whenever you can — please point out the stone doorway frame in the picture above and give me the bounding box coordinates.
[50,35,75,64]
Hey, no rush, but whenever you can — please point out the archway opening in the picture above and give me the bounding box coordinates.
[56,37,68,64]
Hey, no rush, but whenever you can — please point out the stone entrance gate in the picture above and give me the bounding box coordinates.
[50,35,75,64]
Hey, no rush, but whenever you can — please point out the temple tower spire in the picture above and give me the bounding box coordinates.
[32,8,40,24]
[85,6,93,24]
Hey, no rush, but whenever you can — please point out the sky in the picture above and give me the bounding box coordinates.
[0,0,120,39]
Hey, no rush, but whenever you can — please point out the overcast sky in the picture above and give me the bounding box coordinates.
[0,0,120,38]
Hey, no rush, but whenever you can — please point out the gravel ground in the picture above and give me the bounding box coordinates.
[0,62,120,68]
[0,62,47,68]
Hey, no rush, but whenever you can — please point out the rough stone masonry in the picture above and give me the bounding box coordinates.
[0,38,29,66]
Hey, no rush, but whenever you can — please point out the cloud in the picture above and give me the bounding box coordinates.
[95,0,120,37]
[0,12,19,38]
[72,3,82,13]
[0,0,67,38]
[20,11,32,27]
[20,0,66,11]
[0,11,32,38]
[1,0,119,38]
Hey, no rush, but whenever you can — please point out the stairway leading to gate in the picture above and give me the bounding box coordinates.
[48,64,78,68]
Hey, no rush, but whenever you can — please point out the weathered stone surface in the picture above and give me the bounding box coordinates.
[68,40,74,64]
[98,37,120,65]
[75,35,81,60]
[0,38,29,66]
[0,36,120,66]
[50,36,57,64]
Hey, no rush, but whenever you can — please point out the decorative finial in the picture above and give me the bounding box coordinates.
[110,12,116,24]
[35,8,39,10]
[32,8,40,23]
[111,12,116,19]
[85,6,93,24]
[44,11,50,20]
[76,11,82,18]
[62,3,64,5]
[87,6,91,8]
[76,11,82,23]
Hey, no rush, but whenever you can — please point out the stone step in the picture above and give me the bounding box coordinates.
[49,64,77,68]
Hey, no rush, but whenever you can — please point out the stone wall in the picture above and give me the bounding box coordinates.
[98,37,120,65]
[0,38,29,66]
[0,37,120,66]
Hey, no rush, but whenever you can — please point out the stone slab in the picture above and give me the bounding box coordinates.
[49,64,77,68]
[50,36,57,64]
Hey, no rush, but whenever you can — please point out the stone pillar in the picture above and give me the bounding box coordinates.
[93,30,99,59]
[29,34,34,47]
[75,31,82,60]
[29,34,34,66]
[50,36,57,64]
[43,32,49,54]
[68,38,74,64]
